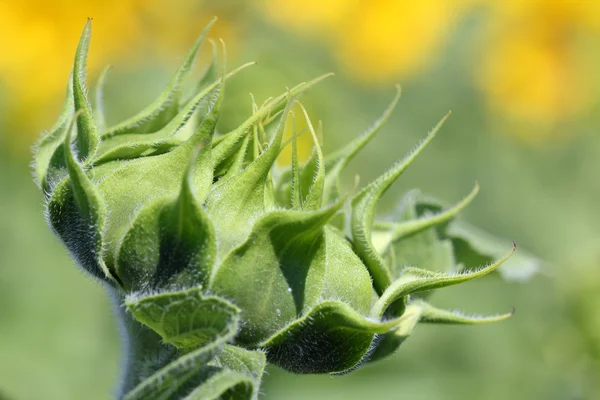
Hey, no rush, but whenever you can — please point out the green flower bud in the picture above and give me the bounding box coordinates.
[33,19,539,399]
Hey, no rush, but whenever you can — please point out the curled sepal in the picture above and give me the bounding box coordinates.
[323,85,401,204]
[125,287,240,349]
[371,243,516,319]
[368,300,513,362]
[351,113,450,295]
[447,220,541,282]
[94,60,251,165]
[374,184,479,280]
[210,345,266,400]
[105,18,216,137]
[73,19,100,163]
[415,300,514,324]
[94,82,219,164]
[123,314,255,400]
[389,183,479,245]
[34,76,74,194]
[260,300,401,374]
[46,114,115,284]
[368,303,423,363]
[216,345,266,387]
[116,146,217,291]
[183,370,255,400]
[210,199,345,346]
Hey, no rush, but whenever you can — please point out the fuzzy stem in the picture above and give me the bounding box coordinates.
[108,287,176,399]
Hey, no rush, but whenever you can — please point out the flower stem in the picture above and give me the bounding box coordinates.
[109,288,176,399]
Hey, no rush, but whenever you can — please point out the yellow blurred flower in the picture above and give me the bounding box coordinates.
[262,0,600,139]
[0,0,235,155]
[477,0,600,139]
[263,0,475,83]
[0,0,142,153]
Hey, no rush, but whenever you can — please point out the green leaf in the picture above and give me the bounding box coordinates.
[210,200,344,345]
[211,345,266,399]
[371,243,516,319]
[369,300,512,362]
[105,18,216,137]
[351,113,450,295]
[72,19,100,163]
[411,194,541,281]
[116,145,217,291]
[125,286,239,349]
[34,75,73,194]
[46,113,115,284]
[184,370,255,400]
[123,317,238,400]
[447,220,541,281]
[376,184,479,279]
[216,345,266,387]
[260,300,404,374]
[389,183,479,244]
[415,300,514,324]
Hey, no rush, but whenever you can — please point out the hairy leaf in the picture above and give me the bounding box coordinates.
[351,113,450,294]
[105,18,216,137]
[126,287,239,349]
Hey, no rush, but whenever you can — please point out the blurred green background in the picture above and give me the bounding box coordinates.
[1,1,599,399]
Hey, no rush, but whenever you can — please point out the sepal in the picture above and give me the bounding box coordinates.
[46,113,115,284]
[371,242,516,318]
[72,19,100,164]
[210,199,346,345]
[105,18,216,137]
[374,184,479,280]
[323,85,401,204]
[34,76,74,194]
[116,145,217,291]
[206,99,291,257]
[261,300,403,374]
[447,220,540,281]
[368,300,513,362]
[351,113,450,294]
[91,76,221,267]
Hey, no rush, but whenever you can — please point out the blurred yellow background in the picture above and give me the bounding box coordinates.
[1,1,599,399]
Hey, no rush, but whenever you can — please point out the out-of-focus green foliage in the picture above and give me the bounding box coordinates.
[1,1,599,399]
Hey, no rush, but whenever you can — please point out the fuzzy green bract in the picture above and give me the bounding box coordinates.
[33,19,540,400]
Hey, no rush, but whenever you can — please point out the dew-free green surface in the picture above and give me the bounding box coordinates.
[2,6,600,399]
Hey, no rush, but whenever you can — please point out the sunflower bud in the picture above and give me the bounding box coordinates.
[34,19,538,399]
